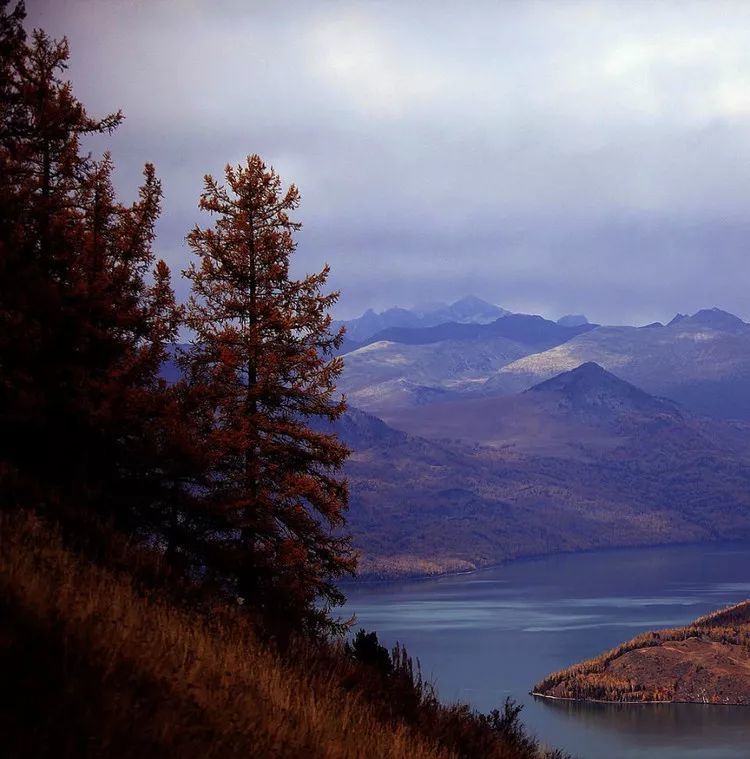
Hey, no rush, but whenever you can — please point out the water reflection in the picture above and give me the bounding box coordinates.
[537,698,750,754]
[344,542,750,759]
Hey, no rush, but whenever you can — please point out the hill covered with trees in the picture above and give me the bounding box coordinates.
[533,601,750,705]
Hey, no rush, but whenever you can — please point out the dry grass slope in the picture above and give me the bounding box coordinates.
[0,511,449,758]
[0,511,565,758]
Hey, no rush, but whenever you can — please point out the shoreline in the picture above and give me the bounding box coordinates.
[343,535,750,586]
[530,692,750,708]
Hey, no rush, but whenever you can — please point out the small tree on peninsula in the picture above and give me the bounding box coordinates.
[182,155,355,634]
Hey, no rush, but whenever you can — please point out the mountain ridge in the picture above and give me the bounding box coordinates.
[335,296,509,343]
[484,307,750,420]
[357,313,597,351]
[379,361,692,456]
[338,315,600,414]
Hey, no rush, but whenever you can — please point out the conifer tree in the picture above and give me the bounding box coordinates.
[0,2,180,532]
[183,155,355,634]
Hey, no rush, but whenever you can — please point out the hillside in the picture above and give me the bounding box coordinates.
[0,510,566,759]
[485,308,750,419]
[337,367,750,577]
[533,601,750,705]
[525,361,679,419]
[386,363,686,456]
[338,337,529,413]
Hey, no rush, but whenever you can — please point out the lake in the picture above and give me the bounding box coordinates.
[343,543,750,759]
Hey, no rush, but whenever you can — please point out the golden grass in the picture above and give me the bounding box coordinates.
[0,510,455,759]
[2,511,565,758]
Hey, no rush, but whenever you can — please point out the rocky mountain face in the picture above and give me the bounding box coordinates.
[557,314,589,327]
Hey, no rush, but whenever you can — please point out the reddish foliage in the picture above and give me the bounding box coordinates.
[0,4,179,532]
[180,155,355,634]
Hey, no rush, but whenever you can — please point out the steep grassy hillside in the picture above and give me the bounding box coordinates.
[0,511,566,759]
[533,601,750,704]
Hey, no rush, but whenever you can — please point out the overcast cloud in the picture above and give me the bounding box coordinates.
[25,0,750,324]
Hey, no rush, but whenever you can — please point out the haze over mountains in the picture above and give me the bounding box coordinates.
[486,308,750,420]
[330,298,750,576]
[337,363,750,577]
[334,295,510,343]
[165,297,750,577]
[339,300,750,421]
[338,298,597,413]
[386,362,687,456]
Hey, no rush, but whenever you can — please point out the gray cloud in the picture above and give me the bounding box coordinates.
[26,0,750,323]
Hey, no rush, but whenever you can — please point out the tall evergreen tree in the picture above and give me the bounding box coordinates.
[0,2,179,532]
[183,155,355,634]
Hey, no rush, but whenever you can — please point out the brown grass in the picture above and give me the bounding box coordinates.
[0,511,562,758]
[0,511,454,758]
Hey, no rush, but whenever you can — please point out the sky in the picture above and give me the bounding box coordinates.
[25,0,750,325]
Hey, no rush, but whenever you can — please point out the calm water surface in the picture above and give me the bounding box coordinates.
[343,543,750,759]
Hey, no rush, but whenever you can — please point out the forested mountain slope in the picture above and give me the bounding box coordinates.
[337,366,750,577]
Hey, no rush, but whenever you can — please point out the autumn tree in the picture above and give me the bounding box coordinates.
[182,155,355,634]
[0,2,180,534]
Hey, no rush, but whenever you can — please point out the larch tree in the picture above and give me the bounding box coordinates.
[0,2,180,535]
[182,155,355,635]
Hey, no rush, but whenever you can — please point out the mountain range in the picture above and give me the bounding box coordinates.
[484,308,750,419]
[336,363,750,577]
[338,311,597,413]
[333,295,511,344]
[161,299,750,578]
[382,362,688,457]
[339,304,750,421]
